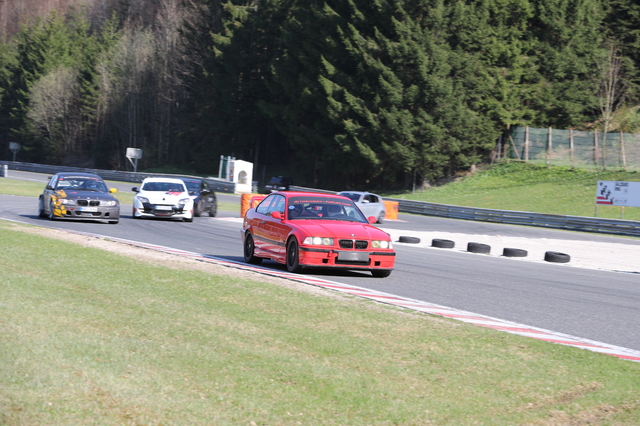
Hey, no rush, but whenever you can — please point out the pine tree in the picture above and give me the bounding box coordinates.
[188,0,290,175]
[265,0,499,188]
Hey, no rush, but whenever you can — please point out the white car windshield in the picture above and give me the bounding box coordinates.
[142,182,185,192]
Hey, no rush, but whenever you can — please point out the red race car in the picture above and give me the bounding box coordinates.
[241,192,395,277]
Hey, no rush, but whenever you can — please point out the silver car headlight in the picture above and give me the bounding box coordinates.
[303,237,334,246]
[102,200,118,206]
[371,240,392,249]
[58,198,76,205]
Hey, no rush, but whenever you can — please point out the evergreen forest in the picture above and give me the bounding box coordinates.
[1,0,640,190]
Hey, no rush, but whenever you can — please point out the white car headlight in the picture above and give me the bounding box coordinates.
[178,198,191,205]
[372,240,392,249]
[58,198,76,205]
[303,237,334,246]
[137,196,149,204]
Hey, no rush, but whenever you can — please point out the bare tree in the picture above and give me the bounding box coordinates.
[0,0,95,40]
[154,0,184,164]
[27,66,82,163]
[97,28,157,167]
[597,41,627,169]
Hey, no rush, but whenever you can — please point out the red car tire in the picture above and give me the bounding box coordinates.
[243,233,263,264]
[286,238,303,273]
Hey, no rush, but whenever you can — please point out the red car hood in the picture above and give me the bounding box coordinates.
[295,221,390,241]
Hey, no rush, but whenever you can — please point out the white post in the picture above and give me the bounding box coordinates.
[525,126,529,161]
[570,129,575,168]
[547,127,552,164]
[621,131,627,171]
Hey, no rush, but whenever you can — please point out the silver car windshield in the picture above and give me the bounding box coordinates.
[338,192,361,202]
[56,178,108,192]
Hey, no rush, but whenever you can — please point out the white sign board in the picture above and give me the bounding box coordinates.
[232,159,253,194]
[596,181,640,207]
[126,148,142,159]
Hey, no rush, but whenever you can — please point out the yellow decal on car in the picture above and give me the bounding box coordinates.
[52,190,68,217]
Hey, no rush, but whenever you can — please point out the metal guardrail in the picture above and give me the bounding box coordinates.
[284,184,640,237]
[383,198,640,238]
[3,161,640,237]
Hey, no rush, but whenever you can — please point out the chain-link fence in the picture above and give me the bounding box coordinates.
[502,126,640,170]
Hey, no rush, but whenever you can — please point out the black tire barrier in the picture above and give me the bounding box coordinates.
[432,239,455,249]
[398,236,421,244]
[502,248,528,257]
[544,251,570,263]
[467,242,491,254]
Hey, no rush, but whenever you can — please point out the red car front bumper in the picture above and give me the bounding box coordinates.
[298,247,395,270]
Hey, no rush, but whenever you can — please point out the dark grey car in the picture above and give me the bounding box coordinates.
[180,178,217,217]
[38,172,120,224]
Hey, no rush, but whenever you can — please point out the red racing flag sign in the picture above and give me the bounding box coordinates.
[596,181,640,207]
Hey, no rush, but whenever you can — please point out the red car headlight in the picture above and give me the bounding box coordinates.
[371,240,392,249]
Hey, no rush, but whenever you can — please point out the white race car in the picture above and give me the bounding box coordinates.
[132,177,194,222]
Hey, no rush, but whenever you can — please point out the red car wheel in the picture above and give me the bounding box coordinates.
[286,238,303,273]
[244,233,262,264]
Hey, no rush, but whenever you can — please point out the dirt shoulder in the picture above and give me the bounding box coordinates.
[10,223,338,298]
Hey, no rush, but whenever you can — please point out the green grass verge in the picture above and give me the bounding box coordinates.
[218,201,239,213]
[0,179,242,212]
[387,162,640,221]
[5,162,640,219]
[1,221,640,425]
[0,179,48,198]
[1,179,135,205]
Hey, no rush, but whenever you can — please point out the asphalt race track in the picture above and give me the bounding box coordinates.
[2,171,640,356]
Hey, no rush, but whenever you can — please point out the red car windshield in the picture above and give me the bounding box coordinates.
[287,196,367,222]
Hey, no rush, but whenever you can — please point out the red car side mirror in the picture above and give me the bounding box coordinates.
[272,211,283,220]
[368,216,376,223]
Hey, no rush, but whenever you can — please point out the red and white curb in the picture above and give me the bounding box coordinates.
[96,232,640,363]
[9,220,640,363]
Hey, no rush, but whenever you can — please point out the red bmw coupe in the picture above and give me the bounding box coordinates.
[241,192,396,277]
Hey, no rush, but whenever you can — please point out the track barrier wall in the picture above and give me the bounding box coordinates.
[3,161,639,237]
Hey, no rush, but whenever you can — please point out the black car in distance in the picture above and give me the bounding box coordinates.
[180,178,218,217]
[265,176,293,192]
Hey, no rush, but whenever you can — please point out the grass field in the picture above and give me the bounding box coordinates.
[388,161,640,221]
[2,164,640,424]
[1,222,640,425]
